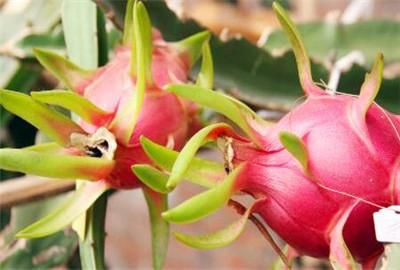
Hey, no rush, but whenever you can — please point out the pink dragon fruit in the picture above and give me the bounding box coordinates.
[0,2,210,267]
[135,3,400,269]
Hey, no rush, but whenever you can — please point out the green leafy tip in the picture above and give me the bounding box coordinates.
[166,123,234,190]
[272,2,323,96]
[131,1,153,82]
[166,84,269,147]
[174,31,211,67]
[33,48,94,90]
[16,181,109,238]
[132,165,170,194]
[0,89,84,145]
[357,53,384,115]
[31,90,112,126]
[196,41,214,89]
[279,131,309,173]
[162,165,244,224]
[173,200,258,249]
[140,136,225,189]
[123,0,135,45]
[111,1,153,145]
[0,148,115,180]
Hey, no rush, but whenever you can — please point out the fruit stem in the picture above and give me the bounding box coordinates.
[228,199,290,268]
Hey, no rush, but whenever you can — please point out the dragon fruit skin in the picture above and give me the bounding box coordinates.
[232,93,400,262]
[150,3,400,269]
[107,90,192,189]
[0,3,210,259]
[74,43,195,189]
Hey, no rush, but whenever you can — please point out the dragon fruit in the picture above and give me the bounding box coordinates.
[0,1,211,268]
[134,3,400,269]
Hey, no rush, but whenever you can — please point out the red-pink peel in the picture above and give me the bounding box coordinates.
[72,40,195,189]
[158,3,400,268]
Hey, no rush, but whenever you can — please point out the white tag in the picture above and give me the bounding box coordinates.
[373,206,400,243]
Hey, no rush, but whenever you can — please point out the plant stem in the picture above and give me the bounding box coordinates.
[79,192,108,270]
[228,199,289,268]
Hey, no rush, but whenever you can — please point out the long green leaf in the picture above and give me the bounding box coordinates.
[356,53,384,116]
[140,137,225,188]
[33,48,94,90]
[174,200,258,249]
[110,1,153,145]
[173,31,211,67]
[143,188,169,270]
[16,181,108,238]
[24,142,63,153]
[196,41,214,89]
[0,148,114,180]
[162,165,243,224]
[0,89,83,145]
[264,21,400,66]
[132,165,170,194]
[31,90,112,126]
[166,123,234,189]
[122,0,135,44]
[167,84,268,147]
[272,2,323,96]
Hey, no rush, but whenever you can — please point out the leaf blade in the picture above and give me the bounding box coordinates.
[132,165,170,194]
[279,131,309,173]
[174,200,258,249]
[31,90,113,126]
[143,188,170,270]
[0,148,114,180]
[166,123,235,189]
[162,165,244,224]
[140,136,225,188]
[33,48,94,90]
[16,181,108,238]
[0,89,84,145]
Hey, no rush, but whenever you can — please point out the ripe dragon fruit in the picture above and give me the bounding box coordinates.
[133,3,400,269]
[0,1,211,268]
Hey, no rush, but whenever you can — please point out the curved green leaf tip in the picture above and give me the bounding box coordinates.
[279,131,309,173]
[162,164,244,224]
[174,31,211,67]
[132,1,153,83]
[33,48,94,90]
[140,136,225,188]
[196,41,214,89]
[166,123,232,190]
[31,90,112,126]
[166,84,267,147]
[173,199,257,249]
[272,2,323,96]
[16,181,109,238]
[1,89,84,146]
[132,164,170,193]
[111,1,153,145]
[123,0,135,44]
[357,53,384,116]
[0,148,115,180]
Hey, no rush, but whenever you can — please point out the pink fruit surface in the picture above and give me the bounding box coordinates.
[157,3,400,269]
